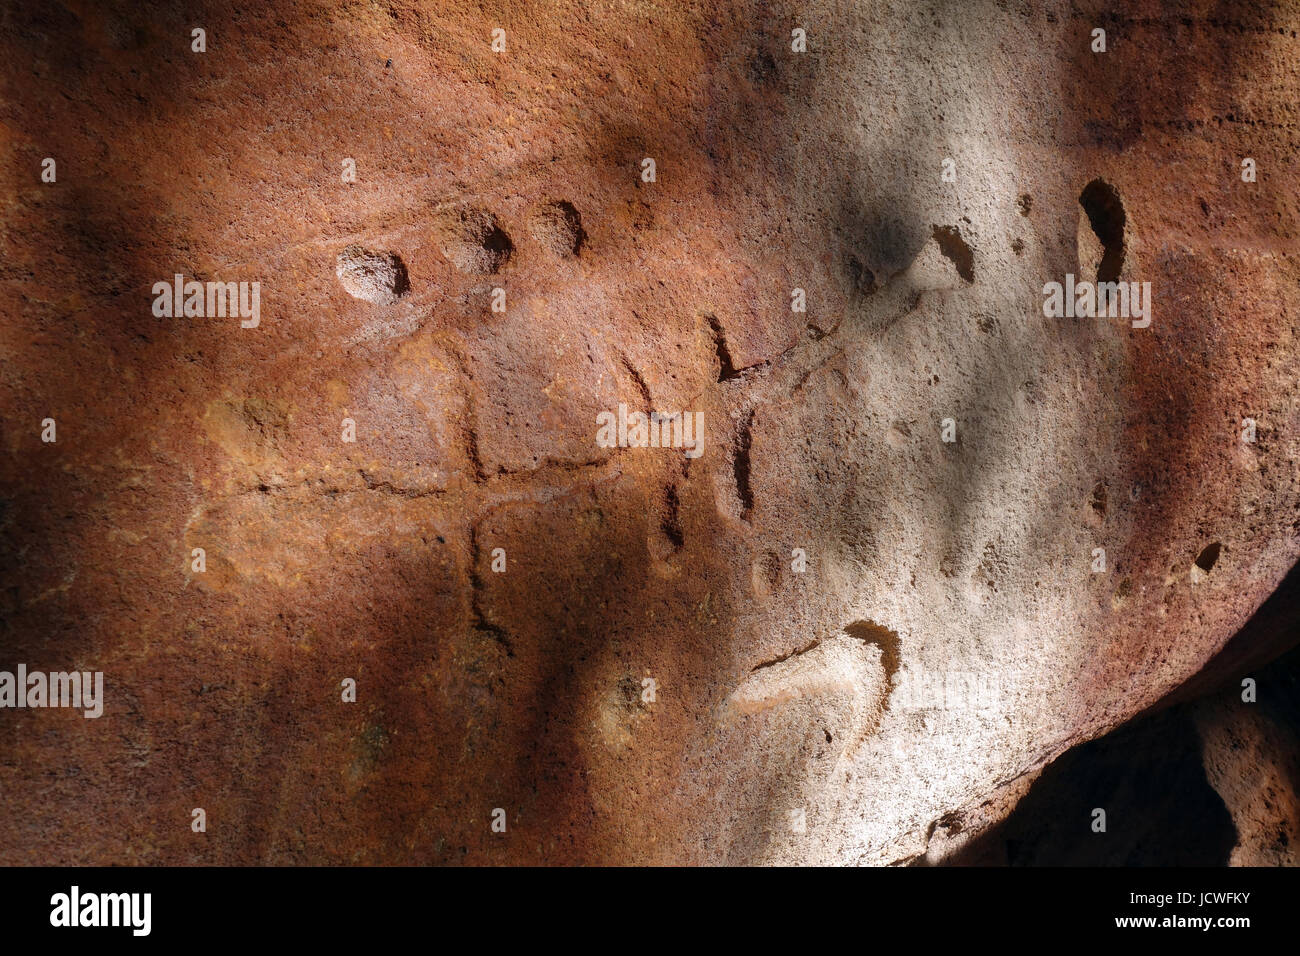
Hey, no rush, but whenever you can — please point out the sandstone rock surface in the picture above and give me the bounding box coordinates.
[1,0,1299,865]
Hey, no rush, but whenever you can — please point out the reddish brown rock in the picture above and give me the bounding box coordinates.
[0,0,1298,866]
[527,200,585,260]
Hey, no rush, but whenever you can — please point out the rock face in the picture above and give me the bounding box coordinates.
[1,0,1299,865]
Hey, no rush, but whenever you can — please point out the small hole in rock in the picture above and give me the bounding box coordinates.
[1079,179,1126,283]
[931,225,975,283]
[1195,542,1221,572]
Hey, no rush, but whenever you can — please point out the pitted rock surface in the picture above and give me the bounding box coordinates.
[1,0,1299,865]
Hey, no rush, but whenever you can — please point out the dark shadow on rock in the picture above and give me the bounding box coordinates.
[940,560,1300,866]
[937,707,1237,866]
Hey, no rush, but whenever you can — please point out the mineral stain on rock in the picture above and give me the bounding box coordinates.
[347,723,390,789]
[336,245,410,304]
[202,396,291,466]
